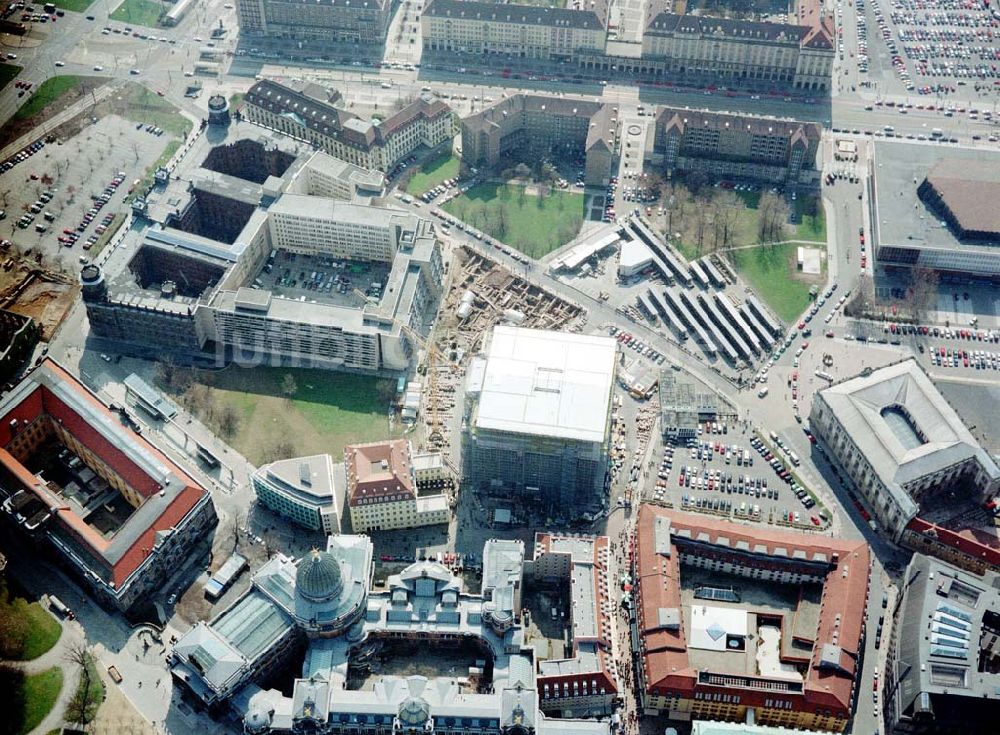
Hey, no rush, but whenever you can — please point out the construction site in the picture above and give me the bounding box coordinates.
[408,245,586,463]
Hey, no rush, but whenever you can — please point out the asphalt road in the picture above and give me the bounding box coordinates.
[3,10,996,735]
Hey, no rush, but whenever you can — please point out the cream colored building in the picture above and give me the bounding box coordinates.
[244,80,454,172]
[421,0,608,61]
[346,440,450,533]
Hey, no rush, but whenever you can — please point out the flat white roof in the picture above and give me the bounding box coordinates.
[475,326,616,444]
[689,605,748,652]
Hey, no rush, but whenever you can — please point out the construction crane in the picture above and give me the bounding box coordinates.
[353,288,446,449]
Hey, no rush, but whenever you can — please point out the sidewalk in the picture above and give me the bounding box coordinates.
[5,613,87,735]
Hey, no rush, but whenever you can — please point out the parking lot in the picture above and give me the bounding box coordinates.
[0,114,174,269]
[866,0,1000,94]
[255,250,392,307]
[647,422,830,532]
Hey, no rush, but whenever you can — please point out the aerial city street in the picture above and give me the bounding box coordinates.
[0,1,999,734]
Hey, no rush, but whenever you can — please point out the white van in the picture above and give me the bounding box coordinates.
[758,387,769,398]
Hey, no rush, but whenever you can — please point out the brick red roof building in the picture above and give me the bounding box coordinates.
[345,439,415,507]
[633,507,870,732]
[532,533,618,718]
[0,359,217,612]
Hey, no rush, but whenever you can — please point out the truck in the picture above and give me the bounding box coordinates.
[48,595,73,618]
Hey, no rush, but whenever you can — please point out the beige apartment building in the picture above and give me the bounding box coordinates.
[422,1,833,92]
[346,440,449,533]
[421,0,609,60]
[244,80,454,172]
[461,94,618,185]
[651,106,822,185]
[236,0,395,46]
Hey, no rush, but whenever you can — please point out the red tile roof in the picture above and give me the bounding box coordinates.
[906,516,1000,568]
[345,439,415,507]
[0,359,209,589]
[635,507,869,716]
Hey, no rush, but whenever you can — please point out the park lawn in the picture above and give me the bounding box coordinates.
[729,242,823,323]
[229,92,245,110]
[20,668,63,735]
[49,0,97,10]
[405,152,460,196]
[0,63,21,93]
[13,76,84,121]
[172,367,402,465]
[674,189,762,260]
[0,588,62,661]
[794,195,827,242]
[443,182,584,259]
[121,86,191,138]
[109,0,164,27]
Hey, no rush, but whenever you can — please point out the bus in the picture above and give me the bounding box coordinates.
[815,370,834,382]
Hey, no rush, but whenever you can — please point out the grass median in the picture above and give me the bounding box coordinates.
[13,76,85,122]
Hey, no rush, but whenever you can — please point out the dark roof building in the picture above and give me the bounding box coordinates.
[651,106,821,185]
[917,159,1000,241]
[885,552,1000,734]
[0,359,217,612]
[634,507,870,733]
[244,80,453,172]
[870,142,1000,281]
[461,94,618,186]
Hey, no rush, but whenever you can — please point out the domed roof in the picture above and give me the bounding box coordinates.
[398,696,430,726]
[296,549,343,602]
[244,705,272,734]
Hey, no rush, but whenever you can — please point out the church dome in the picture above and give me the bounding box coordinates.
[296,549,343,602]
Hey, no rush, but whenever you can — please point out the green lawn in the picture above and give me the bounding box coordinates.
[13,76,84,121]
[794,195,827,242]
[229,92,245,110]
[49,0,97,10]
[443,182,584,259]
[109,0,164,27]
[729,242,823,323]
[0,586,62,661]
[0,63,21,94]
[404,152,460,196]
[161,367,402,465]
[119,86,191,138]
[21,668,63,734]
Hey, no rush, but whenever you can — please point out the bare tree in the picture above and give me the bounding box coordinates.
[907,266,939,324]
[65,641,101,728]
[715,191,741,250]
[281,373,298,401]
[219,404,240,440]
[848,274,876,318]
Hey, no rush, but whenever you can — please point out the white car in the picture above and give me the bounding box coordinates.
[93,65,104,71]
[54,61,65,67]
